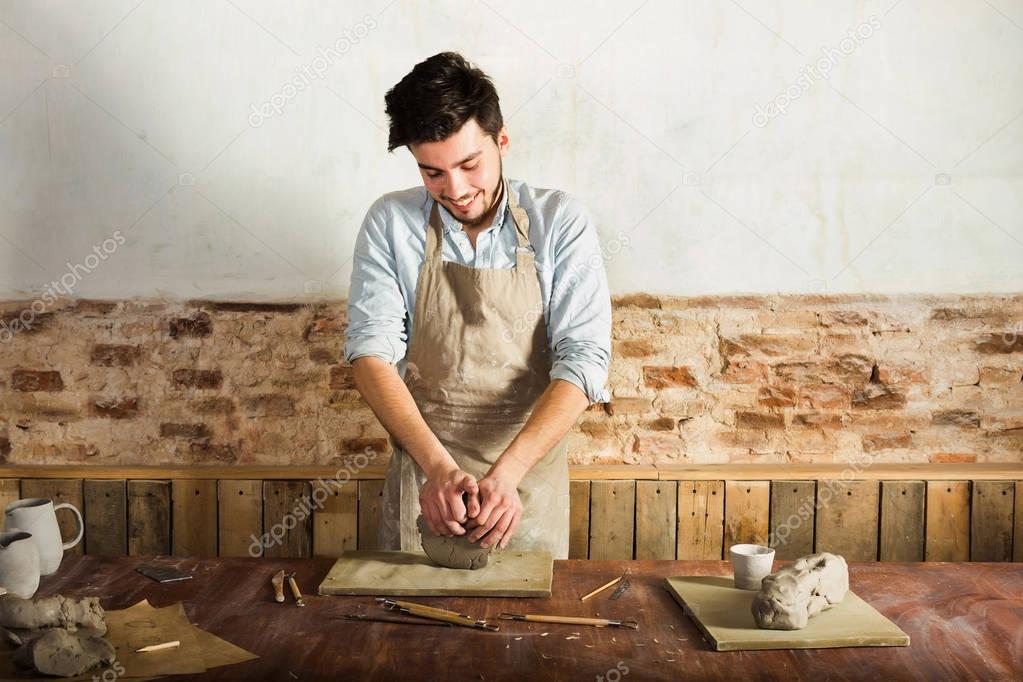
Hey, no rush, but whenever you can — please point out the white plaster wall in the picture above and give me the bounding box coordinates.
[1,0,1020,300]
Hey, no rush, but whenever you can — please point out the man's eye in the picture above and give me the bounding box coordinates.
[463,163,478,171]
[426,172,441,179]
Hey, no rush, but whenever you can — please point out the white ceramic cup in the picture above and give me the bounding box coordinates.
[729,543,775,590]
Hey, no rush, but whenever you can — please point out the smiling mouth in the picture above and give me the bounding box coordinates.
[449,192,480,210]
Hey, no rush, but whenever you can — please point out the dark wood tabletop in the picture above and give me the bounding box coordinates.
[33,556,1023,681]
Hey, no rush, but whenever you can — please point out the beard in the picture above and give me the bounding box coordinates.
[441,159,504,228]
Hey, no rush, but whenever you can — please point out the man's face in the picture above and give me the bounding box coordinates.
[410,118,509,228]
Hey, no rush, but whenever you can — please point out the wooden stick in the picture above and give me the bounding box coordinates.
[580,576,622,601]
[136,640,180,653]
[499,613,639,629]
[388,599,480,623]
[271,569,285,603]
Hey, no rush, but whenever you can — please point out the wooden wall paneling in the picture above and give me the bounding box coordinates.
[724,481,769,550]
[171,479,218,557]
[677,481,724,560]
[357,480,385,551]
[879,481,925,562]
[0,480,20,514]
[814,480,879,561]
[769,481,816,560]
[21,479,84,555]
[568,480,591,560]
[262,481,313,559]
[127,480,170,556]
[588,480,636,560]
[971,481,1014,562]
[218,480,263,557]
[925,481,970,561]
[311,479,358,557]
[635,480,677,560]
[83,480,126,556]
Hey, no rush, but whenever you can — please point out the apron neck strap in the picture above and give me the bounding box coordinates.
[425,177,532,264]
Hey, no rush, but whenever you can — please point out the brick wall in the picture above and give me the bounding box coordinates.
[1,295,1020,467]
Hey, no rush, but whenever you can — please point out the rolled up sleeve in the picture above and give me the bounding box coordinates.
[547,192,612,405]
[344,197,408,365]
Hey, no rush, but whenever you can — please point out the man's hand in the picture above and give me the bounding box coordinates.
[466,467,524,549]
[419,466,480,537]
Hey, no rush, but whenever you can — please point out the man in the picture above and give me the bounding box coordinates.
[345,52,611,560]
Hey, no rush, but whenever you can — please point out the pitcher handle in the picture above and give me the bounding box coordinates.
[53,502,84,550]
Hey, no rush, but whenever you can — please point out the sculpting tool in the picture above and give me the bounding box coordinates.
[580,576,622,601]
[333,613,454,628]
[285,572,305,607]
[377,599,498,631]
[498,613,639,630]
[136,640,181,653]
[271,569,286,603]
[610,574,632,601]
[377,598,483,625]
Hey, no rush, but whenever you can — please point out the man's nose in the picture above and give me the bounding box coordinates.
[445,171,469,199]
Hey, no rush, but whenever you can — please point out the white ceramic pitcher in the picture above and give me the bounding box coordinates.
[0,530,40,598]
[4,498,83,576]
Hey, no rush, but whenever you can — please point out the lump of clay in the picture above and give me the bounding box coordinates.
[751,552,848,630]
[0,595,106,635]
[417,515,492,570]
[13,628,115,677]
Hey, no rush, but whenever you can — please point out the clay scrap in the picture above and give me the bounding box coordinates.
[0,594,114,677]
[417,515,492,570]
[751,552,849,630]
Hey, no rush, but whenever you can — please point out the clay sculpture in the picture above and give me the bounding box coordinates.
[751,552,849,630]
[0,594,107,634]
[417,515,492,570]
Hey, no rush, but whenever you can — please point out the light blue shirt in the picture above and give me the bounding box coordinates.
[344,177,612,404]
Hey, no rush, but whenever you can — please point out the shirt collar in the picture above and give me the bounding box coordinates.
[435,178,510,235]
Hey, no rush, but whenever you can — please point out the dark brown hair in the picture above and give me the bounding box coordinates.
[384,52,503,152]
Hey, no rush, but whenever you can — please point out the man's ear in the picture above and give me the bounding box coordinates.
[496,126,510,155]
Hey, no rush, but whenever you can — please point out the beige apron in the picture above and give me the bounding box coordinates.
[378,177,571,559]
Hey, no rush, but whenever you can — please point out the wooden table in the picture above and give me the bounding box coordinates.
[35,556,1022,681]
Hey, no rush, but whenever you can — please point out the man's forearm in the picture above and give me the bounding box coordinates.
[491,378,591,485]
[350,356,457,478]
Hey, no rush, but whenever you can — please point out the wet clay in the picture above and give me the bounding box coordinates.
[12,627,115,677]
[417,515,492,570]
[751,552,849,630]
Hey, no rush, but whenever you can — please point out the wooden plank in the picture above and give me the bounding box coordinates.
[568,480,590,560]
[656,463,1023,481]
[814,480,879,561]
[971,481,1014,562]
[879,481,925,562]
[83,480,126,556]
[1016,482,1023,563]
[262,481,312,559]
[926,481,971,561]
[0,480,20,515]
[677,481,724,560]
[20,479,84,555]
[171,479,218,557]
[357,480,385,551]
[635,480,677,560]
[724,481,769,550]
[588,480,636,560]
[769,481,816,560]
[4,462,1022,480]
[311,480,357,557]
[218,480,263,557]
[127,480,170,556]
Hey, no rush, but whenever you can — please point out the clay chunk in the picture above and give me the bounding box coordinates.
[417,515,492,570]
[13,628,116,677]
[751,552,849,630]
[0,595,106,635]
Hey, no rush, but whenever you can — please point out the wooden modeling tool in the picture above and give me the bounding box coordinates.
[135,640,181,653]
[271,569,286,603]
[377,598,498,631]
[580,576,622,601]
[285,572,305,607]
[498,613,639,629]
